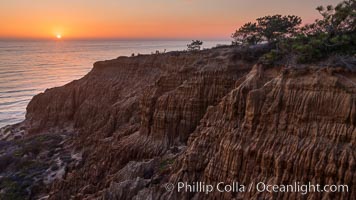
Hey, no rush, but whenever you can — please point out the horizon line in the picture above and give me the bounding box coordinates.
[0,36,231,41]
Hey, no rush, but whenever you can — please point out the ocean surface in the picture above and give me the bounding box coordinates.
[0,40,229,128]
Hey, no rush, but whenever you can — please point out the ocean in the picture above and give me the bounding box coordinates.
[0,40,230,128]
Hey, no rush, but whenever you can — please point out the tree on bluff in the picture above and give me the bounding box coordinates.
[302,0,355,36]
[257,15,302,42]
[187,40,203,51]
[232,15,302,45]
[293,0,355,63]
[231,0,355,66]
[231,22,261,46]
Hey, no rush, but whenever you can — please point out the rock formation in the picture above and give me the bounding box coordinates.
[0,46,355,200]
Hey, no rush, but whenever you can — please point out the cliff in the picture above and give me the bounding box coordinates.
[0,46,355,200]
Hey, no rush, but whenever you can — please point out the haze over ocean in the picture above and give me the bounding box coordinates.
[0,40,229,128]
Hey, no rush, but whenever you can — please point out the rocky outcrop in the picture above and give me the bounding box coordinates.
[1,46,355,200]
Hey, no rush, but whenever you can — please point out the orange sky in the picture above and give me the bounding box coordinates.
[0,0,341,40]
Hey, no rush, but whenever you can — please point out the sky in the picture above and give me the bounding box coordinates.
[0,0,341,40]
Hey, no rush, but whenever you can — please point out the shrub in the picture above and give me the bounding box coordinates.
[259,50,283,66]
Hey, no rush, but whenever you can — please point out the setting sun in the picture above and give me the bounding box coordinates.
[56,34,62,39]
[0,0,341,39]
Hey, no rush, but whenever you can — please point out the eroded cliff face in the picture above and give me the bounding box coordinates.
[2,47,355,200]
[24,47,254,199]
[164,67,356,200]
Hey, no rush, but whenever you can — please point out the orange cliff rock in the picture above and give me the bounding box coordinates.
[12,47,356,199]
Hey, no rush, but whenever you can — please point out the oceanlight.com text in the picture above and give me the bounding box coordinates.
[163,181,349,195]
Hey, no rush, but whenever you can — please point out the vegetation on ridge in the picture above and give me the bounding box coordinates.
[232,0,356,68]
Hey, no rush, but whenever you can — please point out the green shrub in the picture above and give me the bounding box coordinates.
[259,50,283,65]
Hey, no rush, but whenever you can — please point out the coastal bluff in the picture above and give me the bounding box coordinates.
[1,46,355,200]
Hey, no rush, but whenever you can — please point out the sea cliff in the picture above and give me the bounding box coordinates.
[0,46,355,200]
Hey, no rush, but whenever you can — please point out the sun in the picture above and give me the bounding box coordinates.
[56,34,62,39]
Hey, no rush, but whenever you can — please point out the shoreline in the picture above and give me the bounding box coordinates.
[0,40,231,129]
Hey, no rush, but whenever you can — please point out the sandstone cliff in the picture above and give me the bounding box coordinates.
[0,46,355,200]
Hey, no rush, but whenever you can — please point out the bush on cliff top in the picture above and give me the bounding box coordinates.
[187,40,203,51]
